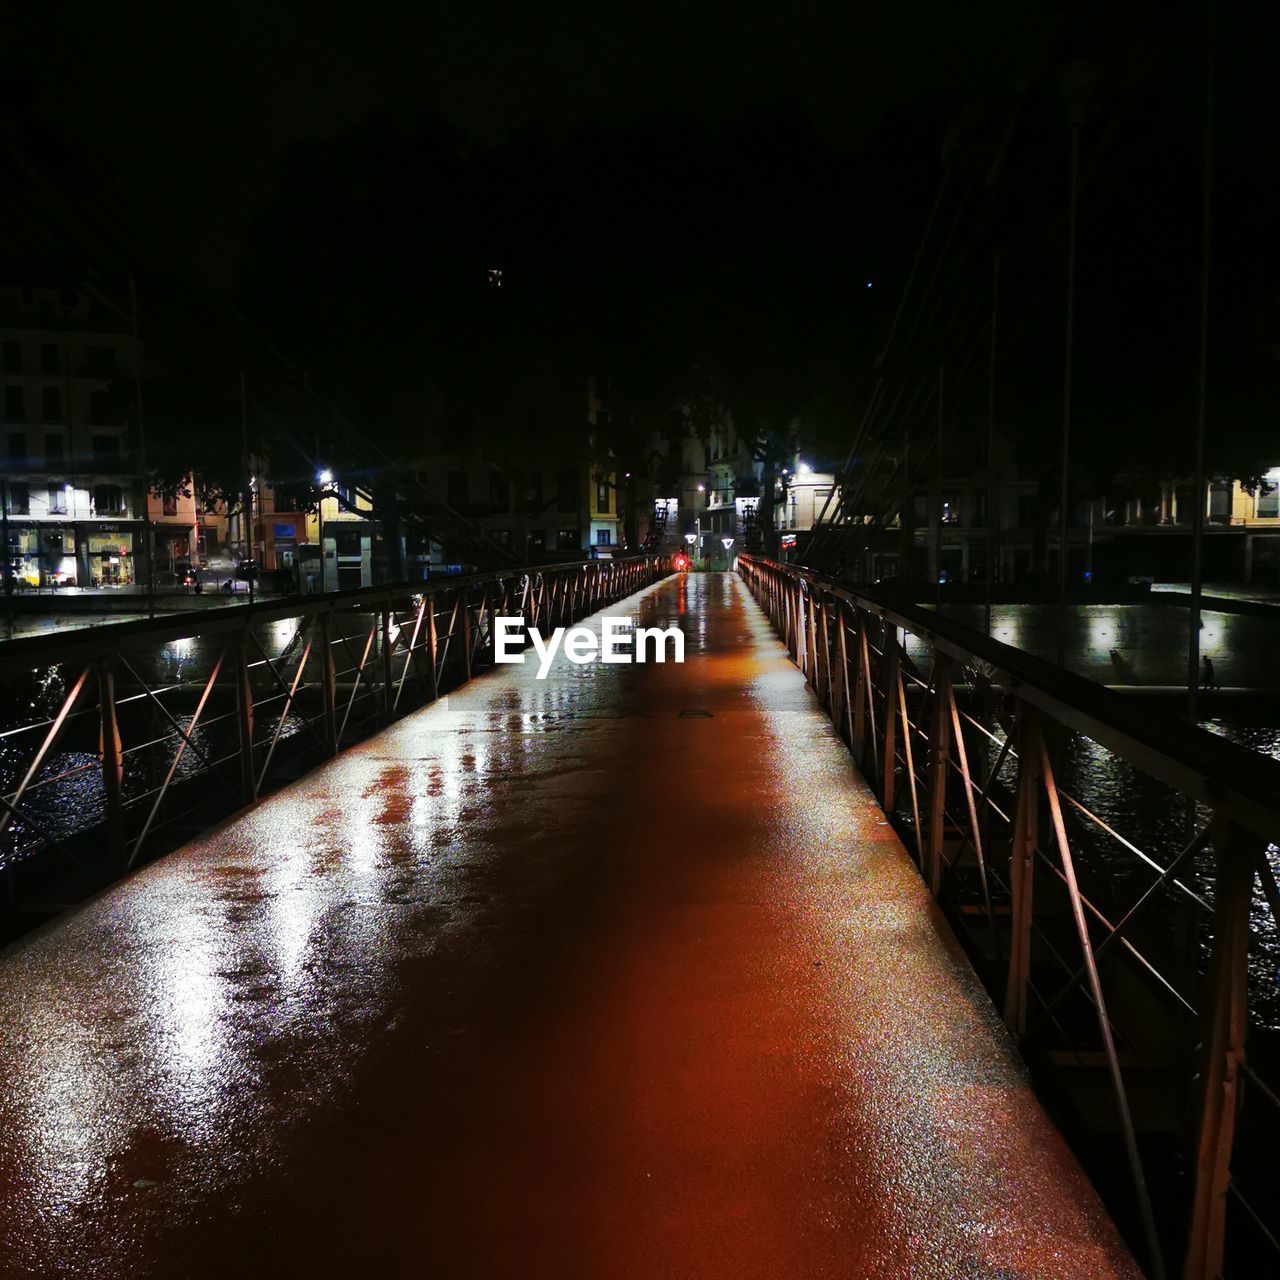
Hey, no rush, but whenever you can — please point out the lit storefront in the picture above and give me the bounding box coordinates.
[83,528,135,586]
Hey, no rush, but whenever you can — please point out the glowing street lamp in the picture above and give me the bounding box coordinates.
[316,469,334,592]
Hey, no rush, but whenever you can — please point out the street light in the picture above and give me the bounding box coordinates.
[316,469,333,592]
[721,535,735,570]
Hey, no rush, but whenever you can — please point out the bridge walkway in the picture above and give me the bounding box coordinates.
[0,572,1138,1278]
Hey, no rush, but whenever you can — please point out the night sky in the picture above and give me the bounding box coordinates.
[8,1,1277,500]
[14,1,1052,286]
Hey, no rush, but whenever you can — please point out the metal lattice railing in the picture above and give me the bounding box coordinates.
[738,553,1280,1280]
[0,556,670,888]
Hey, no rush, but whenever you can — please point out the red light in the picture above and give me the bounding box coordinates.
[674,555,688,570]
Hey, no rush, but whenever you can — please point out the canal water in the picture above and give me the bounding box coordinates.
[916,600,1280,1028]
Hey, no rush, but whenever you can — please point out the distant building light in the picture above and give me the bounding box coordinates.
[317,469,333,486]
[487,267,504,288]
[697,483,705,492]
[797,462,811,475]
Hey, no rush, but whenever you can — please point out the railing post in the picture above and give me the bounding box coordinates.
[926,653,953,896]
[881,625,900,811]
[232,633,257,804]
[426,594,440,699]
[805,586,818,689]
[1004,703,1040,1033]
[96,656,125,861]
[461,589,474,681]
[852,615,868,764]
[1184,817,1257,1280]
[381,607,394,721]
[320,613,338,756]
[831,603,848,737]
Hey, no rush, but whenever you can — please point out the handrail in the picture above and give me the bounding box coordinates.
[0,555,671,880]
[0,557,650,673]
[737,552,1280,1280]
[741,556,1280,843]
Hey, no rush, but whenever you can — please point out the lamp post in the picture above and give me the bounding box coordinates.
[721,535,735,570]
[684,531,696,571]
[317,469,333,593]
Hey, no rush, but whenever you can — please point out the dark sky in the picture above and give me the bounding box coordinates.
[13,0,1053,285]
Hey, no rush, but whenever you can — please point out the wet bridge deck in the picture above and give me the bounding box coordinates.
[0,573,1138,1278]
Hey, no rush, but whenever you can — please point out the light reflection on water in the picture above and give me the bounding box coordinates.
[1029,714,1280,1028]
[0,614,331,872]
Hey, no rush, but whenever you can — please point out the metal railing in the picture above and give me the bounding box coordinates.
[0,556,669,892]
[738,554,1280,1280]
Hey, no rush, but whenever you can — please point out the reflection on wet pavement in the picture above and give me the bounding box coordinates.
[0,573,1138,1278]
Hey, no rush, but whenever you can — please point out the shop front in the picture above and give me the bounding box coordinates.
[2,525,80,588]
[81,527,137,587]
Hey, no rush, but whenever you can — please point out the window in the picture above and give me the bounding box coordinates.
[40,343,59,374]
[41,387,62,422]
[1,342,20,374]
[557,467,578,513]
[7,432,26,462]
[1209,482,1231,519]
[48,484,68,515]
[557,528,579,550]
[528,528,545,552]
[491,528,511,548]
[163,495,179,516]
[88,390,113,423]
[272,483,307,513]
[86,346,116,376]
[45,434,65,464]
[596,478,610,513]
[1258,480,1280,520]
[94,484,125,515]
[525,471,544,512]
[1175,484,1195,523]
[3,387,23,420]
[7,482,28,515]
[92,434,122,466]
[595,528,612,546]
[488,471,509,513]
[446,470,469,507]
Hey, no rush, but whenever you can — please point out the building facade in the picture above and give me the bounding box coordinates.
[0,285,143,588]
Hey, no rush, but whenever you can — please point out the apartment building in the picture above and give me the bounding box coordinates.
[0,285,142,587]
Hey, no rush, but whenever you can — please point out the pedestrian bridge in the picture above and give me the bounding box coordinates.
[1,564,1277,1277]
